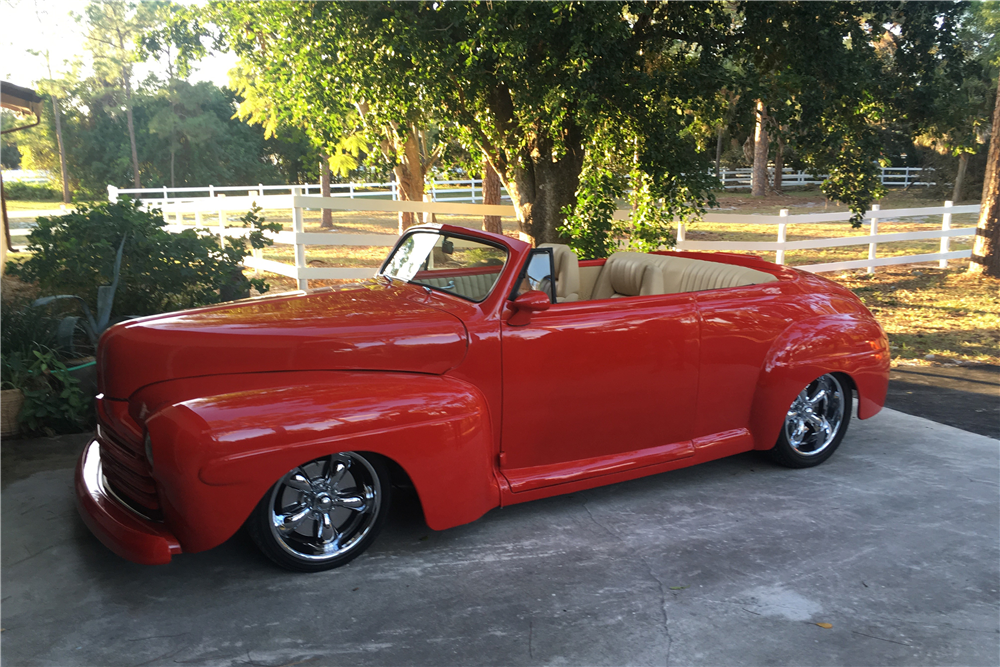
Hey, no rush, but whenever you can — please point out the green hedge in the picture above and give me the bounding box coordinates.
[4,181,62,201]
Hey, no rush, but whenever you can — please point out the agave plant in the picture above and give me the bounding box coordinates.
[32,235,127,357]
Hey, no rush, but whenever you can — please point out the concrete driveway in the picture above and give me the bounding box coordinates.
[2,408,998,666]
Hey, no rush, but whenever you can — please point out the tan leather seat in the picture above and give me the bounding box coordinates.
[538,243,581,302]
[658,255,776,293]
[591,251,776,300]
[590,252,665,299]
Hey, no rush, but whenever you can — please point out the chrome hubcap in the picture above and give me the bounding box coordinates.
[268,453,381,561]
[784,375,846,456]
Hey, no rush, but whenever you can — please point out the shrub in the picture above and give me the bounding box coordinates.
[0,296,66,359]
[1,347,89,435]
[4,181,61,201]
[6,199,279,318]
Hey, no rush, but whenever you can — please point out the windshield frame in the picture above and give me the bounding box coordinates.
[378,228,511,303]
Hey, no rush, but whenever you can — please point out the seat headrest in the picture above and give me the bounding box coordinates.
[538,243,580,302]
[601,252,665,298]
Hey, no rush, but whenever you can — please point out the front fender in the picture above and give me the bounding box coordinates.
[135,371,499,554]
[749,314,889,450]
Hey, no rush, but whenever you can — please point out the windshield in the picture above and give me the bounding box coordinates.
[381,230,509,302]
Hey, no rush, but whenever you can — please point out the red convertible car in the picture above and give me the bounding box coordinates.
[76,224,889,571]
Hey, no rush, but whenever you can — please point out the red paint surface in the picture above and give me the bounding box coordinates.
[77,223,889,564]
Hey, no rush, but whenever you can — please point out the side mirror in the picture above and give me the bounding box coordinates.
[507,290,551,326]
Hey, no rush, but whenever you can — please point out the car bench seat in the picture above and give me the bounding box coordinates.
[590,251,776,299]
[538,243,581,302]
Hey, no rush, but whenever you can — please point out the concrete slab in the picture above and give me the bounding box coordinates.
[2,408,998,666]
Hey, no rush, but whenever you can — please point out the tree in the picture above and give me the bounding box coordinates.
[731,2,970,225]
[210,1,725,246]
[83,0,151,188]
[138,1,210,187]
[969,72,999,277]
[216,3,438,234]
[912,2,999,202]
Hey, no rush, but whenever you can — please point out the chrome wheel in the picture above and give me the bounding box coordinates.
[248,452,390,571]
[784,374,846,457]
[769,373,853,469]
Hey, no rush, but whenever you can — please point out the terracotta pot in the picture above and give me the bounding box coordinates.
[1,388,25,437]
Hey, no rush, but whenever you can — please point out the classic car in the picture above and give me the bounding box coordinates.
[76,223,889,572]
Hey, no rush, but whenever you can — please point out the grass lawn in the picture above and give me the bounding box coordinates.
[4,200,73,211]
[836,263,999,368]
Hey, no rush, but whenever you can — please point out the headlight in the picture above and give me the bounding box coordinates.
[144,433,154,468]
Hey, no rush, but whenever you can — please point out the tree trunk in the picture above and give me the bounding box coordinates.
[51,95,70,203]
[504,129,585,246]
[393,128,425,235]
[320,154,332,229]
[123,76,141,188]
[751,100,768,197]
[715,124,724,178]
[969,77,1000,277]
[482,158,502,235]
[1,172,11,268]
[773,133,784,194]
[953,152,969,203]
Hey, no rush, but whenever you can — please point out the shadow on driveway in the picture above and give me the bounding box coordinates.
[887,364,999,439]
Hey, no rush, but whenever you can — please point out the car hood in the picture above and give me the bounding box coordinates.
[97,281,469,400]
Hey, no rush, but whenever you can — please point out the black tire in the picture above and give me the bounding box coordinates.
[768,373,853,469]
[246,452,391,572]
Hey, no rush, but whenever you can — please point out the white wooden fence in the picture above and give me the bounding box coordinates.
[107,178,511,207]
[148,194,976,289]
[717,166,933,190]
[672,200,977,274]
[106,165,932,206]
[10,190,974,286]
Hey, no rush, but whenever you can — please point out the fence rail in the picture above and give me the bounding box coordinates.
[107,178,513,207]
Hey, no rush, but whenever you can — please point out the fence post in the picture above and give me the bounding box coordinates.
[430,176,437,202]
[292,192,308,291]
[209,184,215,198]
[217,194,226,250]
[867,204,880,275]
[107,185,118,203]
[471,178,476,203]
[775,209,788,265]
[676,223,686,247]
[258,183,264,198]
[939,200,953,269]
[349,183,355,199]
[391,178,398,201]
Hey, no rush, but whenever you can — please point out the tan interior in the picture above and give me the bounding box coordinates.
[547,248,777,302]
[538,243,581,302]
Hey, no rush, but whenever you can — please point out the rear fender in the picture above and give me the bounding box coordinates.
[749,314,889,450]
[136,371,498,553]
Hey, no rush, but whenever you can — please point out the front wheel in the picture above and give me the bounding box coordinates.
[246,452,391,572]
[768,374,852,469]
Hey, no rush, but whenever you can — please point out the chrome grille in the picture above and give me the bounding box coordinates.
[97,421,162,519]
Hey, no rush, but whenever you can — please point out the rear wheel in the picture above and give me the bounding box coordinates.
[247,452,391,572]
[768,374,852,468]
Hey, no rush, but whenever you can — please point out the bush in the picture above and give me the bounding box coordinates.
[4,181,61,201]
[6,199,279,318]
[0,296,66,360]
[1,347,89,435]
